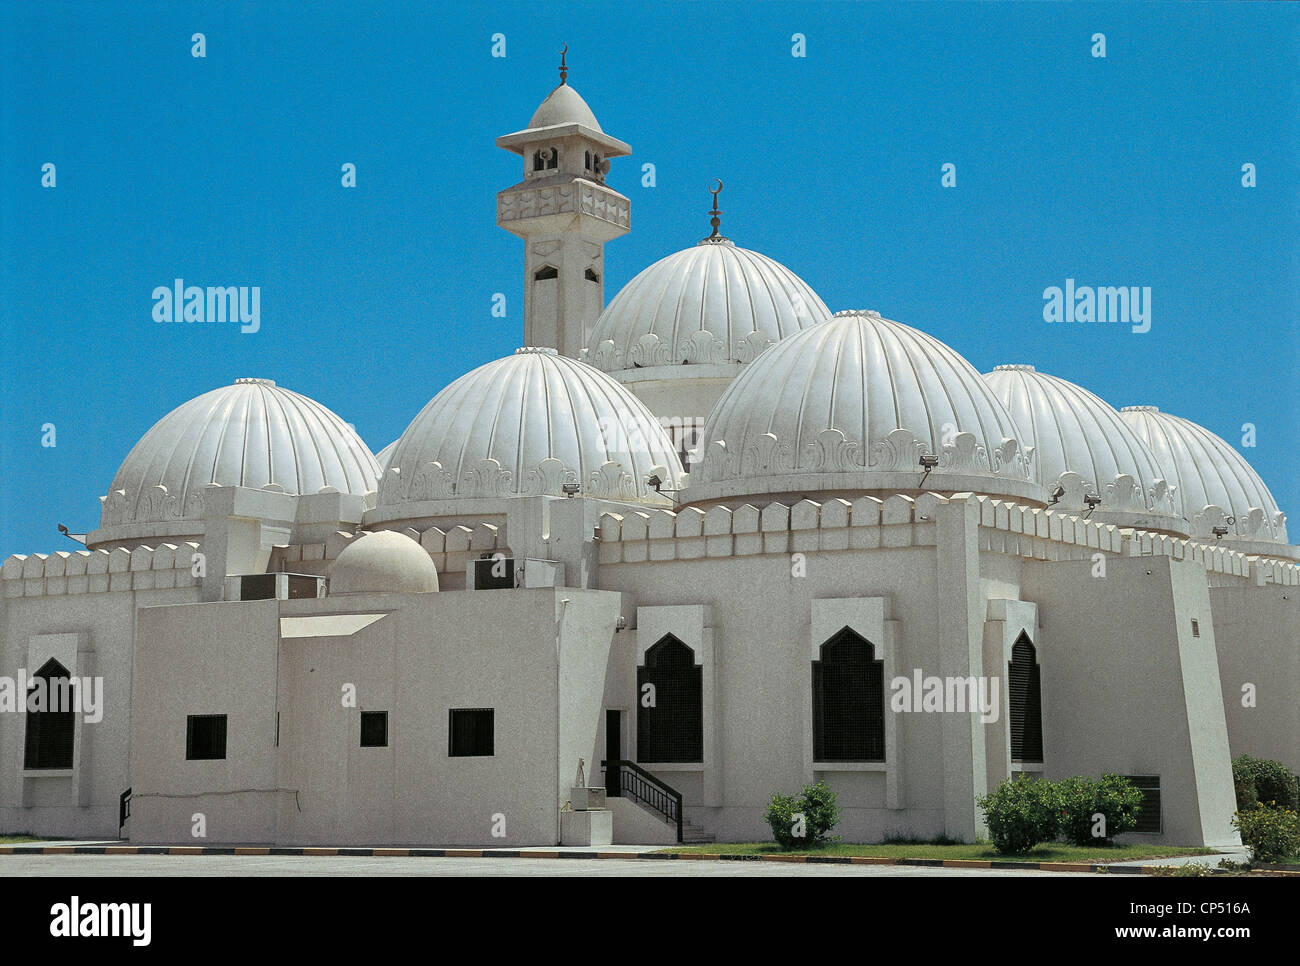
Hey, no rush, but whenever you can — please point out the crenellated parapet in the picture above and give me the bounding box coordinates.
[2,543,204,598]
[595,494,1300,585]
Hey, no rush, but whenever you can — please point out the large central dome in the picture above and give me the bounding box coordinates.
[370,348,685,523]
[584,237,831,372]
[687,311,1041,504]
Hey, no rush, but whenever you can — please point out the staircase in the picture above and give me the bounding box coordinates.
[602,759,714,844]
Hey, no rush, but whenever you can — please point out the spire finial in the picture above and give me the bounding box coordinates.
[707,179,723,239]
[559,44,568,86]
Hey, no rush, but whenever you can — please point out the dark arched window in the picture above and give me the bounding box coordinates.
[24,659,75,769]
[584,268,599,282]
[637,635,702,762]
[534,265,558,281]
[585,150,592,169]
[812,628,884,761]
[546,147,558,170]
[1008,634,1043,762]
[532,149,544,172]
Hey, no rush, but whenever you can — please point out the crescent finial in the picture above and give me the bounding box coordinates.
[559,44,569,85]
[706,180,724,239]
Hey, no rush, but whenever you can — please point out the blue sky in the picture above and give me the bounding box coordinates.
[2,1,1296,555]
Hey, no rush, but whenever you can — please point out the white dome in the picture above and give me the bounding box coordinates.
[984,366,1182,533]
[1120,406,1292,553]
[689,311,1040,504]
[96,378,379,542]
[375,440,397,473]
[330,530,438,595]
[584,238,832,373]
[372,348,685,519]
[528,84,602,132]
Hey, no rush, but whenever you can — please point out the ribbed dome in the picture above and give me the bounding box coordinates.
[372,349,685,518]
[375,440,397,474]
[528,84,601,132]
[330,530,438,595]
[96,378,379,541]
[983,366,1182,533]
[584,238,831,372]
[689,311,1040,504]
[1120,406,1291,552]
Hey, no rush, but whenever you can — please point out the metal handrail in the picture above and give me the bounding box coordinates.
[119,787,131,836]
[600,760,683,843]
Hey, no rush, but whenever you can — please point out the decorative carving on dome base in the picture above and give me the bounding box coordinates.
[802,428,863,473]
[869,428,930,474]
[939,432,988,475]
[1191,504,1287,543]
[628,332,673,369]
[460,459,515,499]
[736,329,775,364]
[524,458,578,496]
[99,484,205,529]
[679,330,728,366]
[587,461,638,501]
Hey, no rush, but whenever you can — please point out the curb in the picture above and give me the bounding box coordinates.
[3,843,1292,874]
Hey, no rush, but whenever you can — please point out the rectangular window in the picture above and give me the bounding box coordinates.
[1124,775,1162,834]
[449,708,494,757]
[186,714,227,761]
[360,711,388,748]
[1191,619,1200,638]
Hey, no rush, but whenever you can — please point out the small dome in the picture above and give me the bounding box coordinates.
[373,348,685,520]
[528,84,602,132]
[585,239,831,372]
[96,378,379,543]
[984,366,1182,533]
[330,530,438,595]
[689,311,1040,504]
[1120,406,1292,552]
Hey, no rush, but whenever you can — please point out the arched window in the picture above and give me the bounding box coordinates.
[636,635,702,762]
[546,147,558,170]
[1008,634,1043,762]
[584,268,599,282]
[24,659,75,769]
[532,149,544,172]
[812,628,884,761]
[534,265,558,281]
[585,150,592,170]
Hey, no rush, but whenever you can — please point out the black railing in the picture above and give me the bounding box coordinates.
[600,760,683,843]
[118,787,131,836]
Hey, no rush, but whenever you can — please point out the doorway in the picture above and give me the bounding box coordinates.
[605,709,622,797]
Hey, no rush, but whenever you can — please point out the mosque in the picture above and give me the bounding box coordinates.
[2,57,1296,849]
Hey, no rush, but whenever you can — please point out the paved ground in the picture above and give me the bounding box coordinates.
[0,853,1096,876]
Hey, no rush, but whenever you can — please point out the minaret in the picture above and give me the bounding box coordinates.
[497,46,631,358]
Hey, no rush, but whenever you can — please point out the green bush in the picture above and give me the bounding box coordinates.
[1231,758,1258,813]
[1055,774,1143,845]
[977,777,1059,854]
[764,781,841,850]
[1233,755,1300,810]
[1233,802,1300,863]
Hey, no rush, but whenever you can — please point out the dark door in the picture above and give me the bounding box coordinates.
[605,709,621,797]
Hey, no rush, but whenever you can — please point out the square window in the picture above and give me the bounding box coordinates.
[449,708,494,757]
[360,711,388,748]
[186,714,227,761]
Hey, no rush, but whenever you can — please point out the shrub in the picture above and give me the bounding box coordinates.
[977,777,1058,854]
[1233,755,1300,810]
[764,781,841,850]
[1231,758,1258,813]
[1055,774,1143,845]
[1233,803,1300,863]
